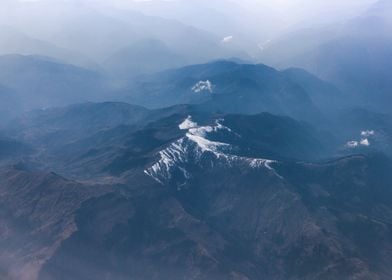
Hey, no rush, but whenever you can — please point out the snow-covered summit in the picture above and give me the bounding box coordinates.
[145,116,281,185]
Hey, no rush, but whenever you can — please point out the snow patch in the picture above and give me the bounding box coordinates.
[222,35,234,43]
[185,119,233,154]
[346,129,375,148]
[186,133,229,154]
[192,80,213,93]
[360,138,370,146]
[361,130,375,137]
[179,116,198,130]
[346,141,359,148]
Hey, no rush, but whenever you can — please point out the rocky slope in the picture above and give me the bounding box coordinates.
[0,103,391,279]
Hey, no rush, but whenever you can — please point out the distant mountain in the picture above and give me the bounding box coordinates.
[7,102,150,146]
[3,2,247,70]
[282,68,345,114]
[125,0,284,56]
[103,39,185,80]
[0,25,94,68]
[97,7,249,63]
[122,61,342,121]
[0,55,107,110]
[260,0,392,113]
[0,84,20,122]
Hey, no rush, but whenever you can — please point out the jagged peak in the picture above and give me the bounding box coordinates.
[145,116,282,185]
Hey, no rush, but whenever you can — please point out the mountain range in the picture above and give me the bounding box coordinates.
[121,61,343,122]
[0,1,247,78]
[0,100,391,279]
[0,54,107,111]
[0,0,391,279]
[260,0,392,113]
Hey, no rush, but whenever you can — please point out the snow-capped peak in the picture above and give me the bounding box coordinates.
[145,116,281,185]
